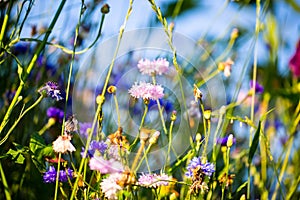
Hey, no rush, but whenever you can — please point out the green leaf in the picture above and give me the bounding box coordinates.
[248,121,261,164]
[6,149,25,164]
[30,132,46,154]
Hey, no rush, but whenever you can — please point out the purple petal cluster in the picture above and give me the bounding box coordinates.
[137,58,169,75]
[79,122,96,138]
[128,82,164,100]
[186,157,215,177]
[43,166,73,183]
[216,135,236,146]
[250,80,264,94]
[81,140,107,158]
[38,81,63,101]
[47,107,64,122]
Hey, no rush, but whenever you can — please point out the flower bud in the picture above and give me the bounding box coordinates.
[226,134,234,147]
[149,131,160,144]
[96,95,105,105]
[107,85,117,94]
[101,4,110,14]
[170,110,177,121]
[203,110,211,120]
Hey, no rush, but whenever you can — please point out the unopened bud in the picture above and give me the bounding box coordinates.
[230,28,239,40]
[170,110,177,121]
[96,95,105,105]
[101,4,110,14]
[226,134,234,147]
[107,85,117,94]
[203,110,211,120]
[149,131,160,144]
[196,133,201,143]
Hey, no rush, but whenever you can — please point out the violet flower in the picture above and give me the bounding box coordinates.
[186,157,215,177]
[38,81,63,101]
[128,82,164,100]
[289,40,300,77]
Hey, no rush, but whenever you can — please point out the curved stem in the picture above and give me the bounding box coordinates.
[0,0,66,137]
[0,161,11,200]
[0,95,44,145]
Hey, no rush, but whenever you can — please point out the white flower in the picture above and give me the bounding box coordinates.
[52,134,76,153]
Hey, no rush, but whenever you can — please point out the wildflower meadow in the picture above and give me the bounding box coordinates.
[1,0,300,199]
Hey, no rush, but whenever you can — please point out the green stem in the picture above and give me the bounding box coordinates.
[152,76,167,134]
[129,104,148,151]
[70,2,134,199]
[271,138,293,200]
[113,94,121,127]
[0,0,66,137]
[0,0,13,47]
[0,161,11,200]
[248,0,260,198]
[164,119,174,171]
[54,153,62,200]
[0,95,44,145]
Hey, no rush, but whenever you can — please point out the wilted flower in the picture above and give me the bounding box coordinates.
[137,58,169,76]
[193,84,202,102]
[138,173,173,188]
[100,173,123,200]
[289,39,300,77]
[250,80,264,94]
[218,58,234,77]
[47,107,64,123]
[43,166,56,183]
[52,134,76,154]
[89,155,124,174]
[38,81,63,101]
[64,115,78,134]
[186,157,215,177]
[128,82,164,100]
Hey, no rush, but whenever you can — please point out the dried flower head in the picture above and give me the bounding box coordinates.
[193,84,202,102]
[64,115,78,134]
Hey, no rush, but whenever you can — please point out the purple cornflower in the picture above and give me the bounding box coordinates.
[289,39,300,77]
[47,107,64,122]
[81,140,108,158]
[216,135,236,147]
[128,82,164,100]
[138,173,172,188]
[38,81,63,101]
[186,157,215,177]
[250,80,264,94]
[137,58,169,76]
[90,140,108,154]
[43,166,56,183]
[79,122,96,138]
[59,168,73,182]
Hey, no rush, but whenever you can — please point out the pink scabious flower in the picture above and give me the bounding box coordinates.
[289,39,300,77]
[100,173,123,200]
[137,58,169,76]
[52,134,76,153]
[89,155,124,174]
[128,82,164,100]
[138,173,172,188]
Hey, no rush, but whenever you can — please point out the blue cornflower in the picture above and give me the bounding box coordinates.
[250,80,264,94]
[47,107,64,122]
[43,166,57,183]
[38,81,63,101]
[186,157,215,177]
[80,140,107,158]
[216,135,236,147]
[59,168,73,182]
